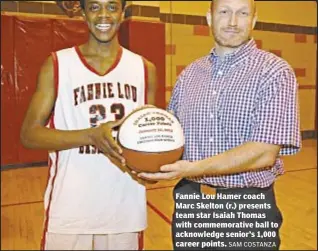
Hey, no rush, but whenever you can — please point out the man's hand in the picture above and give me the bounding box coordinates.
[137,160,204,181]
[130,169,158,185]
[111,162,158,186]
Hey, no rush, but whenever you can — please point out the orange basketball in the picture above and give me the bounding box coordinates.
[117,107,184,173]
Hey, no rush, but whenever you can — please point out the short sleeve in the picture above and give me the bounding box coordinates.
[250,68,301,155]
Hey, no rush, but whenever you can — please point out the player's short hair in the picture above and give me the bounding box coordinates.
[80,0,126,10]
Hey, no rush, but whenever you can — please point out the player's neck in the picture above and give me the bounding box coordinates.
[84,36,121,57]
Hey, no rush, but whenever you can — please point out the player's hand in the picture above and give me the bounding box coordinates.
[89,119,125,165]
[137,160,202,180]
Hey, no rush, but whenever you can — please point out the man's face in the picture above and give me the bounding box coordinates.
[211,0,256,48]
[83,0,123,43]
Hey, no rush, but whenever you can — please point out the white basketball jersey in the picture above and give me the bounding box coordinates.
[44,46,147,234]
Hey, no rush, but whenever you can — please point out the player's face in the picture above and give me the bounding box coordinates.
[211,0,256,48]
[83,0,124,43]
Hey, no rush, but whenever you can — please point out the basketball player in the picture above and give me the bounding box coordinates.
[138,0,301,250]
[20,0,157,249]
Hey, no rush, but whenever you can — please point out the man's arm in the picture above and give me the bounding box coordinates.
[20,54,124,162]
[138,142,280,180]
[198,142,280,176]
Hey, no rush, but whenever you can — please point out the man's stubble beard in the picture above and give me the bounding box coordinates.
[212,29,251,48]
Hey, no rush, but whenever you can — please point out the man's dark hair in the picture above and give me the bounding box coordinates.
[80,0,126,10]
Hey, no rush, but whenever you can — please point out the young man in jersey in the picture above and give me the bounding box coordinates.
[20,0,157,249]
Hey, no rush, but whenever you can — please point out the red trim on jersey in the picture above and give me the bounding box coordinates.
[138,231,144,250]
[40,153,60,250]
[51,52,59,99]
[74,46,123,76]
[142,58,148,104]
[40,52,60,250]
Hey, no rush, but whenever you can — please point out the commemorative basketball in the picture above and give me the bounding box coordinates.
[117,107,184,173]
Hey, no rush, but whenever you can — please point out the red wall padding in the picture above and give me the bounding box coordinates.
[1,15,19,165]
[52,19,89,51]
[119,20,166,109]
[1,16,91,166]
[14,17,53,164]
[1,15,165,166]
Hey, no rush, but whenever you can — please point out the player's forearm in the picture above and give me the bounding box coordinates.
[197,142,280,176]
[20,125,94,151]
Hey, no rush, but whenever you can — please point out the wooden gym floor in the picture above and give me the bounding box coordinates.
[1,139,317,250]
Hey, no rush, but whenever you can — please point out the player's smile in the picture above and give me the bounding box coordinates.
[95,23,112,32]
